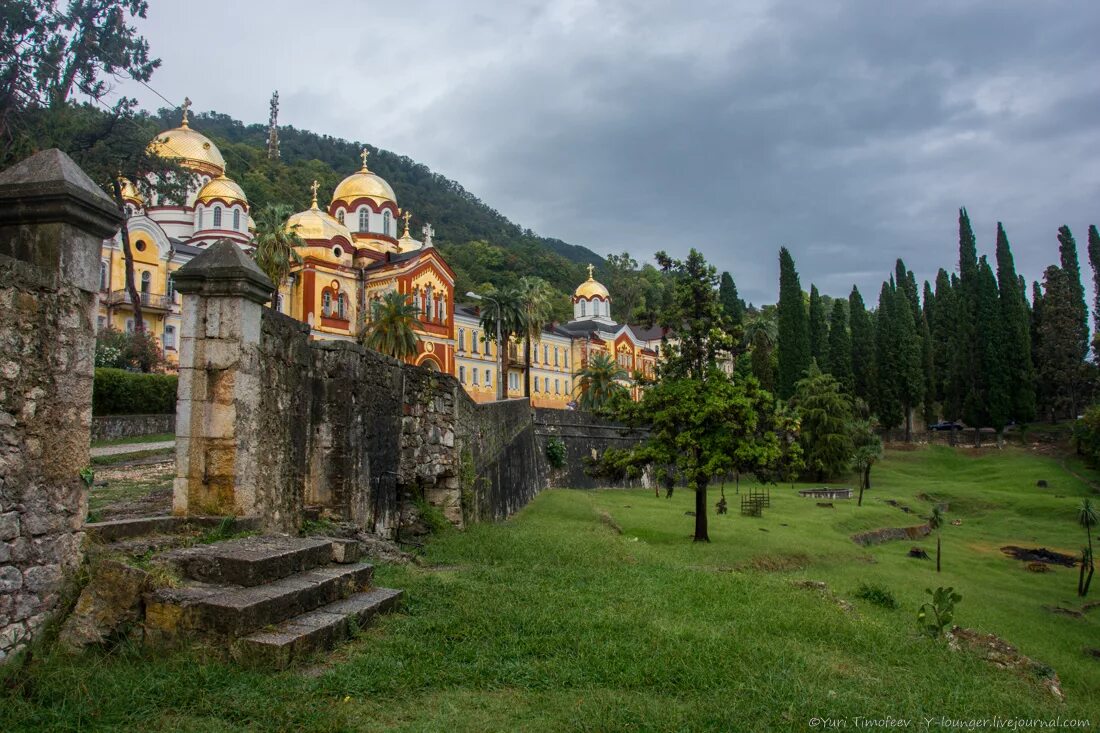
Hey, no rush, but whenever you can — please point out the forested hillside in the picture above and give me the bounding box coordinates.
[146,108,603,316]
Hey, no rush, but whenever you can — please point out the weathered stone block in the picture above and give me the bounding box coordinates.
[0,565,23,592]
[0,511,17,541]
[22,563,62,593]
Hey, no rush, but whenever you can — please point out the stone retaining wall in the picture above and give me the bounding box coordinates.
[91,414,176,442]
[533,408,650,489]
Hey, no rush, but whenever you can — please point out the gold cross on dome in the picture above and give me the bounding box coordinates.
[587,263,595,279]
[309,179,319,207]
[181,96,192,125]
[403,210,412,233]
[360,147,370,170]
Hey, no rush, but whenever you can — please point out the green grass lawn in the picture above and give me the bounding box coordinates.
[90,432,175,448]
[2,446,1098,731]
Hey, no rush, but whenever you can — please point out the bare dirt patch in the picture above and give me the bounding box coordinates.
[1000,546,1077,567]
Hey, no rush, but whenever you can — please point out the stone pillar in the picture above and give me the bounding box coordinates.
[171,240,274,522]
[0,150,122,661]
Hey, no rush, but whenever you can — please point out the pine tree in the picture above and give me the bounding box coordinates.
[718,271,745,329]
[777,248,810,399]
[792,362,854,482]
[827,299,853,394]
[1086,225,1100,362]
[994,223,1036,423]
[809,285,829,371]
[849,286,876,407]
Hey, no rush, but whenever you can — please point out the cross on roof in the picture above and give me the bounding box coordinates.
[309,179,319,206]
[360,147,370,170]
[181,96,192,125]
[403,210,412,234]
[587,263,595,279]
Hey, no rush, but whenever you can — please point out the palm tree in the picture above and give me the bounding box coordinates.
[929,506,945,573]
[575,352,628,411]
[360,290,422,361]
[477,287,525,400]
[518,276,554,397]
[253,203,303,304]
[1078,498,1097,597]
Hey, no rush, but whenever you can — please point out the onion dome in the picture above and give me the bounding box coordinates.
[247,213,256,233]
[146,97,226,176]
[195,173,248,208]
[331,147,396,206]
[574,264,610,300]
[118,177,144,206]
[286,180,353,242]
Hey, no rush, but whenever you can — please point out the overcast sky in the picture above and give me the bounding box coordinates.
[114,0,1100,305]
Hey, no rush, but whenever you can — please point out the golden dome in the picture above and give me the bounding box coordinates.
[118,177,144,206]
[247,214,256,232]
[195,174,248,207]
[574,264,610,300]
[286,180,353,242]
[331,147,396,205]
[146,104,225,175]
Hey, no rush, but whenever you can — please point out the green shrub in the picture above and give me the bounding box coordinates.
[93,368,177,415]
[853,582,898,609]
[1073,406,1100,465]
[546,436,566,468]
[95,326,163,372]
[917,586,962,639]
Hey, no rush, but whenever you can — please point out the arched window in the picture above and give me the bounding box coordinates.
[233,209,241,230]
[425,288,433,319]
[322,291,332,316]
[383,211,392,236]
[337,210,345,224]
[337,293,347,319]
[99,261,108,291]
[580,301,586,317]
[358,208,369,232]
[213,206,222,228]
[458,328,465,352]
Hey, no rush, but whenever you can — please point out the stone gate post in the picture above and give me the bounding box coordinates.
[171,240,274,521]
[0,150,121,661]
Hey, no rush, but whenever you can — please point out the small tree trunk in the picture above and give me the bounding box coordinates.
[905,407,912,443]
[112,179,144,336]
[1079,558,1088,596]
[693,476,709,543]
[1084,565,1094,596]
[858,477,865,507]
[864,465,871,490]
[936,534,942,573]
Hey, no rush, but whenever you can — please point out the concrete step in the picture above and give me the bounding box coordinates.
[145,562,375,639]
[161,535,339,587]
[232,587,404,668]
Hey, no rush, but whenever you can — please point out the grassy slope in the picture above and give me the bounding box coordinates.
[2,447,1098,731]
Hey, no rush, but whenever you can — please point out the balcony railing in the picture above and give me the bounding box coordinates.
[106,289,172,311]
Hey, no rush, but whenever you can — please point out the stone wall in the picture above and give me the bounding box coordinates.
[172,243,546,536]
[91,414,176,442]
[533,408,650,489]
[0,151,121,661]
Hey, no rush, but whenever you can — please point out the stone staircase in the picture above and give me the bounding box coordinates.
[144,535,403,667]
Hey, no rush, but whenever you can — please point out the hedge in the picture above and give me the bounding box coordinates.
[93,368,178,416]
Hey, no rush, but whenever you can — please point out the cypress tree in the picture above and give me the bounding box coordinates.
[1057,226,1090,417]
[994,223,1036,423]
[970,256,1010,432]
[809,285,829,371]
[1031,280,1047,418]
[777,248,810,399]
[930,269,954,408]
[921,281,937,425]
[946,210,979,422]
[1087,225,1100,361]
[827,298,853,394]
[1037,264,1088,419]
[875,280,904,430]
[893,277,925,439]
[718,271,745,329]
[849,286,876,407]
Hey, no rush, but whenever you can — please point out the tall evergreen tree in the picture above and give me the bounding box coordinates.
[827,298,853,394]
[718,271,745,329]
[1087,225,1100,362]
[946,210,979,421]
[849,286,876,406]
[1056,226,1090,417]
[969,257,1010,432]
[1032,280,1047,418]
[994,223,1036,423]
[777,248,810,399]
[1038,264,1089,420]
[920,281,936,425]
[875,280,904,430]
[808,284,829,371]
[930,269,954,409]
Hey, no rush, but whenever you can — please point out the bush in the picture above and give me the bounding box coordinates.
[93,368,177,415]
[1073,406,1100,465]
[853,582,899,609]
[546,437,566,468]
[95,327,163,372]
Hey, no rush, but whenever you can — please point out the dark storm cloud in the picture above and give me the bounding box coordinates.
[124,0,1100,304]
